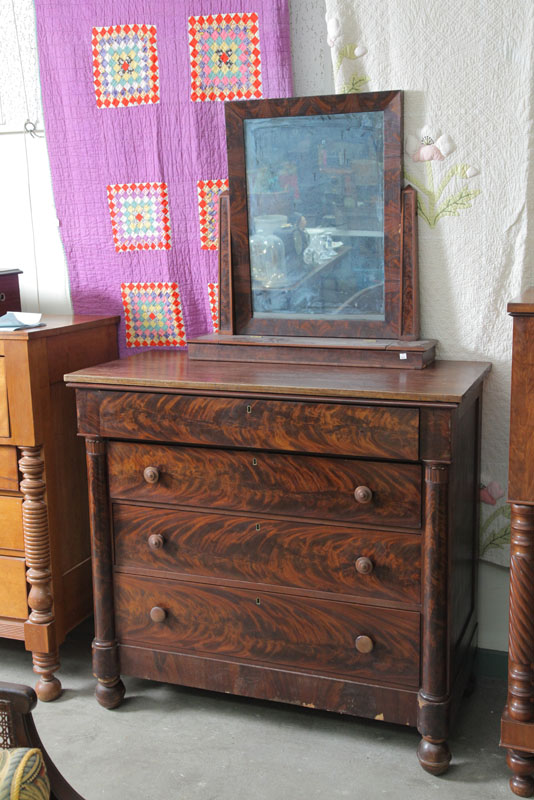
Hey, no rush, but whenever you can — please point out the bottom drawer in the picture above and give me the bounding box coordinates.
[114,574,420,687]
[0,557,28,619]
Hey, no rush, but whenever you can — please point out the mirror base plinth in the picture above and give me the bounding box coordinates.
[187,334,437,370]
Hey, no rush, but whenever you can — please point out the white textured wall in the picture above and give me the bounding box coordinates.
[0,0,71,313]
[0,0,509,652]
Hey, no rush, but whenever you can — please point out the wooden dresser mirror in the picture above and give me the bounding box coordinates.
[188,91,436,368]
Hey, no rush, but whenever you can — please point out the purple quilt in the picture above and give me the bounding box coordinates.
[34,1,292,355]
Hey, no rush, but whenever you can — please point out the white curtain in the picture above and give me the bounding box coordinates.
[325,0,534,565]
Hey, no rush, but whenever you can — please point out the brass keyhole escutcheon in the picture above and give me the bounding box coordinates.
[256,597,261,606]
[252,457,257,466]
[256,523,261,531]
[247,405,252,414]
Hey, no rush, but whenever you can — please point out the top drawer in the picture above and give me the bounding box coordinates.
[81,391,420,461]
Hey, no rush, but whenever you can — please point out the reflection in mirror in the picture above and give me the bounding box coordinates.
[244,112,385,322]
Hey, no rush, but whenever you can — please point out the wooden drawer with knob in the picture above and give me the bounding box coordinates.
[107,442,422,529]
[112,504,421,606]
[113,572,421,687]
[78,391,420,461]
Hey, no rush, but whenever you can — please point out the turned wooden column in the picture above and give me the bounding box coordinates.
[417,461,451,775]
[18,446,61,702]
[506,504,534,796]
[85,437,125,709]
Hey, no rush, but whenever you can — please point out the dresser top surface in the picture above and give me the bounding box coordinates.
[65,350,491,404]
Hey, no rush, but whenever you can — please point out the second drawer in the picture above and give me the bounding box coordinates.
[113,504,421,606]
[108,443,422,528]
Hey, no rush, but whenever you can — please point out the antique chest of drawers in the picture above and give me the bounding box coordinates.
[66,351,489,773]
[0,315,118,700]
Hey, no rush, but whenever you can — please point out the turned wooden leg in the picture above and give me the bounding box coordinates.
[507,750,534,797]
[503,506,534,794]
[417,462,451,774]
[85,437,124,709]
[507,505,534,721]
[19,447,61,702]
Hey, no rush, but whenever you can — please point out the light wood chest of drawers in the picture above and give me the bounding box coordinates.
[0,315,118,700]
[67,351,489,773]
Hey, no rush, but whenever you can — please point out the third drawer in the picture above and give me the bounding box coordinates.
[112,504,421,606]
[114,573,421,687]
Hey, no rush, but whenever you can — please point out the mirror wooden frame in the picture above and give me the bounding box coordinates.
[226,90,404,339]
[188,91,437,369]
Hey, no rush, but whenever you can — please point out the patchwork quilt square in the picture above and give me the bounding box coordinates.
[208,282,219,331]
[188,13,262,102]
[93,24,160,108]
[121,282,186,347]
[197,178,229,249]
[107,182,171,252]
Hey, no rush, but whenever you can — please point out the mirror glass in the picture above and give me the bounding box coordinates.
[244,112,385,322]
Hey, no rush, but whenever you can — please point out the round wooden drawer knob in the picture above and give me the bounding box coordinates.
[354,485,373,504]
[149,606,167,624]
[355,635,374,654]
[355,557,374,575]
[148,534,165,551]
[143,466,160,484]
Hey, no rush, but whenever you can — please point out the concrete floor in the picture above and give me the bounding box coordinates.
[0,620,511,800]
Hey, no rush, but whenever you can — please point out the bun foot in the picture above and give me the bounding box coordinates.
[95,678,125,709]
[35,675,62,702]
[507,750,534,797]
[417,738,451,775]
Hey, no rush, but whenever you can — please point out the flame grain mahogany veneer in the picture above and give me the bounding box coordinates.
[66,351,490,774]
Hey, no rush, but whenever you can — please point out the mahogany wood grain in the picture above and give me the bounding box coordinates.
[400,185,419,340]
[0,446,18,491]
[119,643,419,725]
[506,505,534,723]
[502,295,534,795]
[508,316,534,503]
[187,337,436,369]
[417,462,451,775]
[107,442,422,528]
[70,348,488,775]
[85,437,125,709]
[114,573,420,687]
[112,504,421,605]
[66,350,490,404]
[78,390,420,461]
[217,192,234,335]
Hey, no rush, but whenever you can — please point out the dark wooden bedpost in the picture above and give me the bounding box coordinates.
[85,437,125,709]
[505,504,534,795]
[417,461,451,775]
